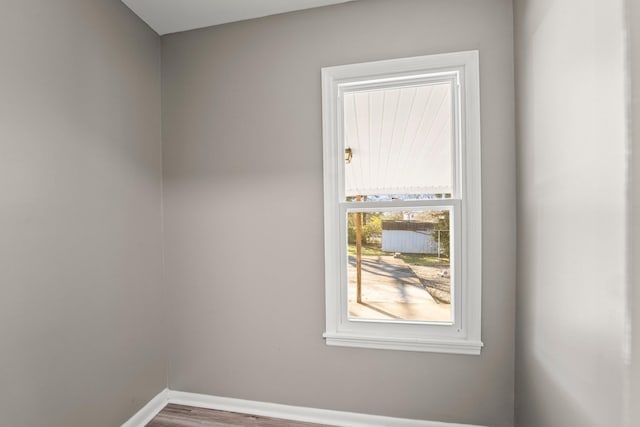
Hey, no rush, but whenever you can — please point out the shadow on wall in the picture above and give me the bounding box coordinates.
[518,352,609,427]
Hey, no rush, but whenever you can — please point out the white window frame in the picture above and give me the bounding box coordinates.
[321,51,483,354]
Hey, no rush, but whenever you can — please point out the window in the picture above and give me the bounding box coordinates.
[321,51,482,354]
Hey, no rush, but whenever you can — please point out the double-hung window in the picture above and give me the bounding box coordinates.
[321,51,482,354]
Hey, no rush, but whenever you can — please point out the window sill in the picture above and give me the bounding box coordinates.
[323,332,483,355]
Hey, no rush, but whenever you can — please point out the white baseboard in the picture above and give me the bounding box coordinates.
[121,388,169,427]
[166,389,485,427]
[122,387,485,427]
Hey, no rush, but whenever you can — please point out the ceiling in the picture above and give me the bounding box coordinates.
[122,0,356,35]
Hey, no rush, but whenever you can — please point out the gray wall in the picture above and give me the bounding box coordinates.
[630,0,640,424]
[161,1,516,425]
[514,0,628,426]
[0,1,165,426]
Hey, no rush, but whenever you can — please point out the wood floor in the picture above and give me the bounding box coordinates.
[146,404,333,427]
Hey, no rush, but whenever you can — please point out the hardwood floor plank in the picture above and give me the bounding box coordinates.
[146,404,333,427]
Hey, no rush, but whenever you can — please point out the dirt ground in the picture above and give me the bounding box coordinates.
[405,263,451,304]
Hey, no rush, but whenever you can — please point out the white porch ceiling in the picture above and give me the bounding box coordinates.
[344,82,454,197]
[122,0,356,35]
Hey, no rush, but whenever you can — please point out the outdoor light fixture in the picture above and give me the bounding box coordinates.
[345,147,352,164]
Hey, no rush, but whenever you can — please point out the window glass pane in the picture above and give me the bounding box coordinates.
[347,209,452,322]
[343,81,453,199]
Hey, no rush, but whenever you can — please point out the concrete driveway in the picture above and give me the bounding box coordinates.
[347,255,451,322]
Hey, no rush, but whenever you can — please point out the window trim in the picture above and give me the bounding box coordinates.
[321,51,483,354]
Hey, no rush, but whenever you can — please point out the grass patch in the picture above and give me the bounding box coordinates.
[347,244,388,256]
[398,253,449,267]
[347,244,449,267]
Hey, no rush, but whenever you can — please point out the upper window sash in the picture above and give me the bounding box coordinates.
[338,72,457,94]
[334,70,464,202]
